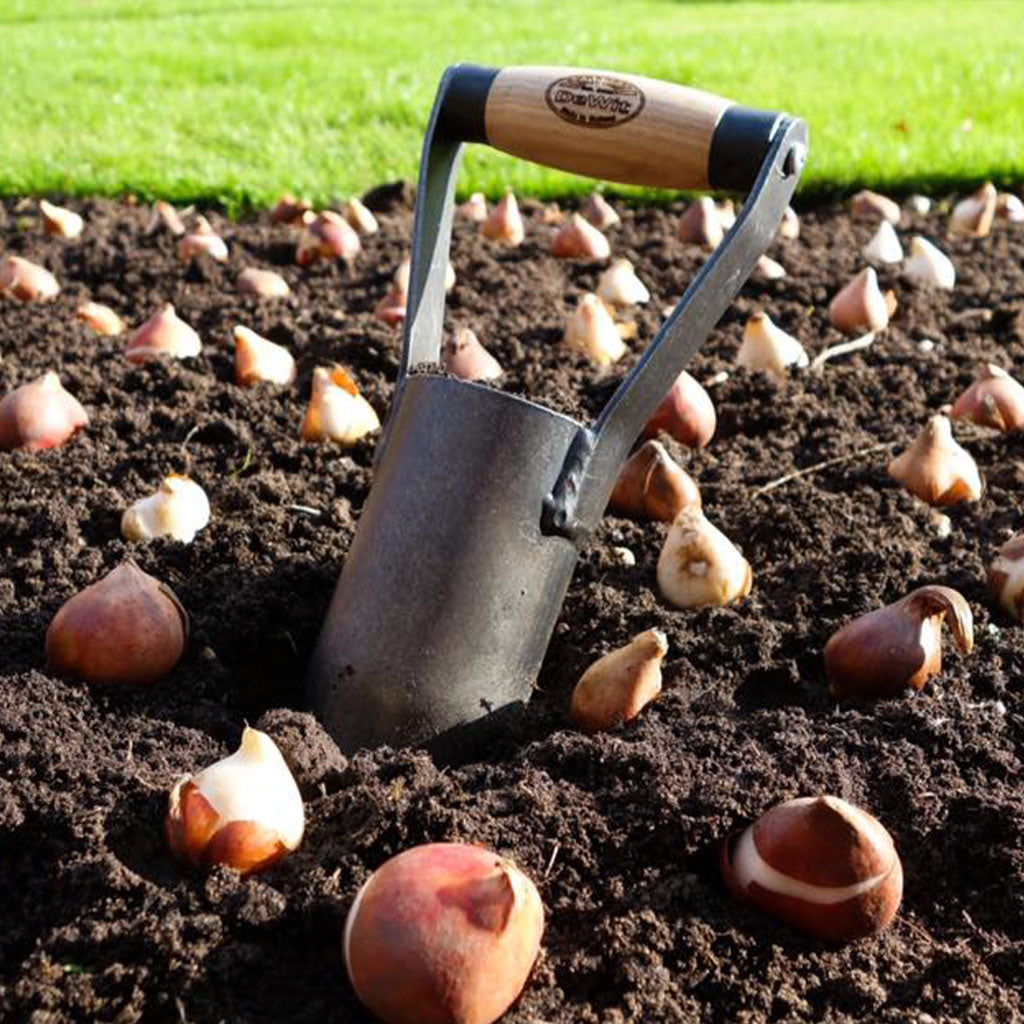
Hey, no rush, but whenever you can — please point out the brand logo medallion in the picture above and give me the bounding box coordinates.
[544,74,645,129]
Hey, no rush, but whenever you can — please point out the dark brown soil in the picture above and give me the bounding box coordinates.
[2,190,1024,1024]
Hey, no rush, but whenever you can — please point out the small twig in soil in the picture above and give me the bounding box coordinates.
[808,331,876,370]
[752,441,894,497]
[287,504,322,517]
[543,841,560,879]
[179,423,200,470]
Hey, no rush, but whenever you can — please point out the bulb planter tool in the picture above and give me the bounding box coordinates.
[308,65,807,754]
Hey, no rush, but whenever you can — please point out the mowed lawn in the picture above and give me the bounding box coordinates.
[2,0,1022,208]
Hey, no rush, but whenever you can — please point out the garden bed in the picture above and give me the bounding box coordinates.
[1,191,1022,1022]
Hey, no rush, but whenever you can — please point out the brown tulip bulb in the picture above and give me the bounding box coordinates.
[551,213,610,260]
[0,372,88,451]
[642,371,716,449]
[481,192,525,246]
[988,534,1024,621]
[582,192,620,230]
[850,190,902,224]
[270,193,313,225]
[608,440,700,522]
[46,561,188,685]
[676,196,724,249]
[570,628,668,734]
[888,414,981,505]
[825,585,973,700]
[721,796,903,943]
[344,843,544,1024]
[950,364,1024,433]
[949,183,997,237]
[828,267,891,335]
[296,210,361,265]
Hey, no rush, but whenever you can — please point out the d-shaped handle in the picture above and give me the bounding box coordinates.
[439,64,782,193]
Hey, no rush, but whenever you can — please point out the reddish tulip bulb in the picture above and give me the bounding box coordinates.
[721,796,903,943]
[582,191,620,230]
[828,267,891,335]
[125,304,202,363]
[233,326,296,387]
[46,560,188,685]
[0,372,88,451]
[442,328,503,381]
[344,843,544,1024]
[551,213,611,259]
[608,440,700,522]
[457,192,488,222]
[642,370,716,449]
[296,211,361,266]
[951,364,1024,433]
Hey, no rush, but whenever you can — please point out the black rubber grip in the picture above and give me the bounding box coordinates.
[436,64,500,143]
[707,105,784,192]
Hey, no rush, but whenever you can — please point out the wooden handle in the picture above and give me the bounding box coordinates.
[483,66,733,191]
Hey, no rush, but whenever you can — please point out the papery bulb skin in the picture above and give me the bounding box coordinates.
[608,440,701,522]
[862,221,903,264]
[344,843,544,1024]
[344,197,379,235]
[0,372,88,451]
[988,534,1024,621]
[778,206,800,239]
[457,193,488,222]
[825,585,973,700]
[177,216,228,263]
[887,415,981,505]
[570,629,668,734]
[46,561,188,685]
[296,211,361,265]
[949,183,997,237]
[166,727,304,875]
[642,371,716,449]
[720,796,903,943]
[76,301,126,336]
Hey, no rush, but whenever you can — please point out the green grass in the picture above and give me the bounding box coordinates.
[1,0,1022,210]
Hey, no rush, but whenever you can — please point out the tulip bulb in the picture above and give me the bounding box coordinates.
[570,628,668,734]
[551,213,610,260]
[125,304,201,363]
[902,236,955,290]
[270,193,313,225]
[233,326,296,387]
[597,259,650,307]
[76,301,125,336]
[738,312,808,378]
[46,561,188,685]
[828,267,891,335]
[166,727,304,875]
[541,202,563,225]
[825,585,973,700]
[177,215,228,263]
[0,255,60,302]
[642,370,716,449]
[481,192,525,246]
[753,254,786,280]
[850,190,901,224]
[988,535,1024,621]
[442,327,503,381]
[717,199,736,230]
[657,508,751,608]
[778,205,800,239]
[907,195,932,215]
[344,843,544,1024]
[296,210,361,266]
[582,192,620,230]
[609,440,701,522]
[888,414,981,505]
[0,372,88,451]
[457,192,488,222]
[565,293,627,367]
[951,364,1024,433]
[676,197,724,249]
[862,221,903,263]
[996,192,1024,223]
[150,200,186,236]
[122,474,211,544]
[237,267,291,298]
[950,183,996,237]
[344,196,379,235]
[721,796,902,943]
[301,366,380,444]
[39,199,83,239]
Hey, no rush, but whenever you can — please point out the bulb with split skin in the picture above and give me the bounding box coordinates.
[122,474,211,544]
[301,366,380,444]
[125,304,201,363]
[442,327,502,382]
[344,843,544,1024]
[296,210,361,266]
[609,440,700,522]
[597,259,649,308]
[46,560,188,685]
[951,364,1024,433]
[564,293,626,367]
[233,326,296,387]
[570,628,668,734]
[988,534,1024,621]
[676,197,723,249]
[76,301,125,336]
[0,255,60,302]
[825,585,973,700]
[178,216,228,263]
[850,190,901,224]
[720,795,903,943]
[657,508,751,609]
[582,192,620,230]
[828,267,892,335]
[481,192,524,246]
[237,267,291,298]
[950,183,997,237]
[39,199,83,239]
[0,372,88,451]
[551,213,610,260]
[888,414,981,505]
[166,726,304,875]
[642,371,716,449]
[737,312,808,379]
